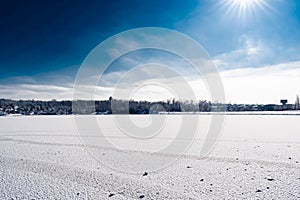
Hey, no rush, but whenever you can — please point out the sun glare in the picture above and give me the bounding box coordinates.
[235,0,255,8]
[219,0,271,20]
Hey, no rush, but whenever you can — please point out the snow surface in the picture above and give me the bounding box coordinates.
[0,114,299,199]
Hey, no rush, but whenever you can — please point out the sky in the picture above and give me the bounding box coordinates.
[1,0,300,104]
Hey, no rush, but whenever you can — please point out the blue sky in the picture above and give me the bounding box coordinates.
[1,0,300,103]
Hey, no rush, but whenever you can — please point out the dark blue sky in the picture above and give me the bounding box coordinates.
[2,0,300,79]
[0,0,199,78]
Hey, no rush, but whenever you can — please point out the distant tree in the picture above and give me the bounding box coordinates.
[295,95,300,110]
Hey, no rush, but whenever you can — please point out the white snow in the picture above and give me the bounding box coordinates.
[0,114,299,199]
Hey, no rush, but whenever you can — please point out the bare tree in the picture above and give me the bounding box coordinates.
[295,95,300,110]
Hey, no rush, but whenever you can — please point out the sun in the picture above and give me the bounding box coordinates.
[234,0,257,8]
[219,0,271,20]
[232,0,267,11]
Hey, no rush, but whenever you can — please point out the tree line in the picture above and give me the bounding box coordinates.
[0,96,299,116]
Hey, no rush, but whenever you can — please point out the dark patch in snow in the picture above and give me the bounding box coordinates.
[139,194,145,198]
[143,172,148,176]
[109,193,115,197]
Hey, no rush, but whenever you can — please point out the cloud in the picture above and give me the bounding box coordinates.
[213,35,273,70]
[1,60,299,104]
[98,60,300,104]
[220,61,300,104]
[1,33,300,105]
[0,84,74,100]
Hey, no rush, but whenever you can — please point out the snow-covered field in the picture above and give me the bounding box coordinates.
[0,114,300,199]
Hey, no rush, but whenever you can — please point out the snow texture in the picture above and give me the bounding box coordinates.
[0,115,299,199]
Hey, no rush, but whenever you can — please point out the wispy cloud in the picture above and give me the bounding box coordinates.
[213,35,273,70]
[0,84,73,100]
